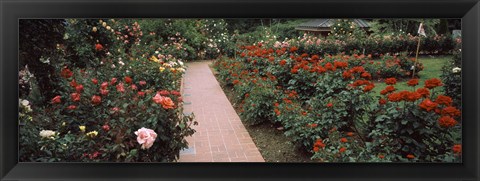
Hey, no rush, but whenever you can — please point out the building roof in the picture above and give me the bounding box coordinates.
[295,19,370,31]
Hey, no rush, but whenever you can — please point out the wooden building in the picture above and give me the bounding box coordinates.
[295,19,370,37]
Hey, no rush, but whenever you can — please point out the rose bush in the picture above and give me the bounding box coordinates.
[214,41,461,162]
[19,19,197,162]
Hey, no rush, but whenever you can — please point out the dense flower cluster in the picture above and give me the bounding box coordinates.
[214,40,461,162]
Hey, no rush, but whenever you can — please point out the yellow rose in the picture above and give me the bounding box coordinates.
[150,56,159,63]
[86,131,98,138]
[79,125,86,132]
[159,67,165,72]
[92,27,97,32]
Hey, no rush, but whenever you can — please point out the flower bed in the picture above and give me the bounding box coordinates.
[213,42,461,162]
[19,19,197,162]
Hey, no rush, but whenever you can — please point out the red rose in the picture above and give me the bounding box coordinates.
[95,43,103,51]
[438,116,458,128]
[387,92,403,102]
[91,78,98,85]
[406,92,421,102]
[342,71,352,79]
[61,67,73,79]
[324,62,335,71]
[327,102,333,108]
[442,106,461,117]
[116,83,125,93]
[314,138,326,148]
[416,88,430,98]
[67,105,77,110]
[70,79,78,88]
[158,90,170,96]
[339,147,347,153]
[435,95,453,106]
[361,72,372,79]
[379,98,387,105]
[406,154,415,159]
[100,89,109,96]
[334,61,348,69]
[71,93,81,102]
[452,144,462,154]
[424,78,443,89]
[139,81,147,86]
[291,68,298,74]
[419,98,438,112]
[75,85,84,93]
[51,95,61,104]
[124,76,132,84]
[91,95,102,105]
[101,82,109,89]
[131,84,137,90]
[340,138,348,143]
[110,78,117,85]
[102,124,110,131]
[279,60,287,66]
[385,77,397,85]
[407,79,419,87]
[363,83,375,92]
[137,91,145,97]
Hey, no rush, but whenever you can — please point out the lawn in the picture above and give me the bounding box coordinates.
[371,55,451,94]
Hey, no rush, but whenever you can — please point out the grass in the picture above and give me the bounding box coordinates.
[371,55,451,94]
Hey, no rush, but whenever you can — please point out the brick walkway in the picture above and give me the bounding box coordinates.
[178,61,264,162]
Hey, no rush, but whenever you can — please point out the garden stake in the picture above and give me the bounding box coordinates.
[412,36,421,79]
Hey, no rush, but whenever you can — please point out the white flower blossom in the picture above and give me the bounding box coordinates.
[452,67,461,73]
[39,130,56,139]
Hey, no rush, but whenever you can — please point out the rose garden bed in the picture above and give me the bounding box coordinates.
[213,41,462,162]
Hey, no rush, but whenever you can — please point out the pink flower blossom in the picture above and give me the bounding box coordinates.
[134,127,157,150]
[116,83,125,93]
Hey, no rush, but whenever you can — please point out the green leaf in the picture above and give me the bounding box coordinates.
[129,149,138,156]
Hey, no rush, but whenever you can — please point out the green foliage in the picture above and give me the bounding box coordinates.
[441,38,462,107]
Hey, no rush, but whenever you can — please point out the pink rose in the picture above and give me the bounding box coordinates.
[116,83,125,93]
[134,127,157,150]
[152,93,175,109]
[152,93,163,104]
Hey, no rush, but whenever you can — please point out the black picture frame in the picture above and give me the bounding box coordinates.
[1,0,479,180]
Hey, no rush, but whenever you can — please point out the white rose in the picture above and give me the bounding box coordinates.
[39,130,56,139]
[452,67,461,73]
[20,99,30,107]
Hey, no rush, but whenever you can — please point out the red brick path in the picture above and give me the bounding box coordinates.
[178,61,264,162]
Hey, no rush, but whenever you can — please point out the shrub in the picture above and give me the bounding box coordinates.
[19,50,196,162]
[365,78,461,162]
[441,38,462,107]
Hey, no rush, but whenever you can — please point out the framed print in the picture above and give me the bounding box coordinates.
[1,0,479,180]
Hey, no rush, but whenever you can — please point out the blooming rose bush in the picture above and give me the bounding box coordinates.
[20,20,195,162]
[214,41,461,162]
[20,47,196,162]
